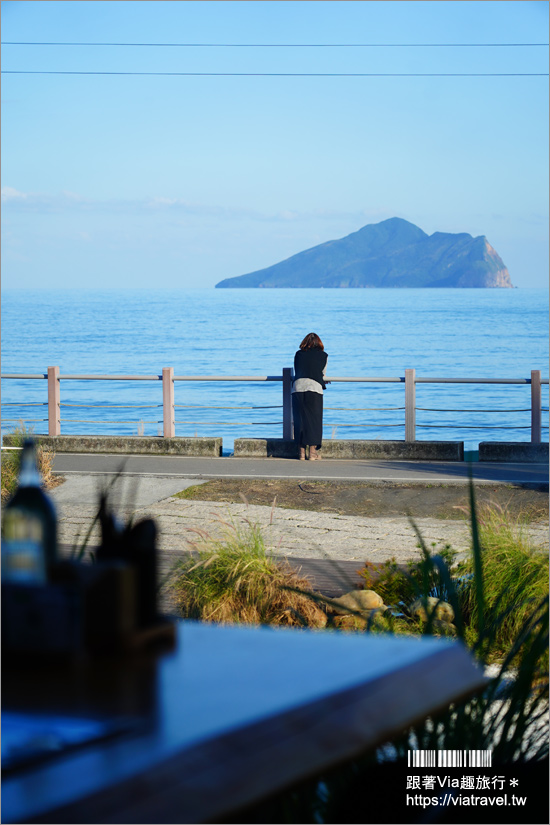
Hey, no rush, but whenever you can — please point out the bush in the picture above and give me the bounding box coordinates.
[171,515,327,628]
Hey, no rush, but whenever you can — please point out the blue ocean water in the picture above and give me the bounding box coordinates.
[1,288,548,452]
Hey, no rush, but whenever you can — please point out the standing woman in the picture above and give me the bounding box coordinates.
[292,332,328,460]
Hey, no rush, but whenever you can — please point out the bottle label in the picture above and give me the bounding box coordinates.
[2,511,47,584]
[2,538,47,583]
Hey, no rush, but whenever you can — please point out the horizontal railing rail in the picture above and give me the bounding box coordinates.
[6,375,549,384]
[1,368,548,444]
[3,373,548,384]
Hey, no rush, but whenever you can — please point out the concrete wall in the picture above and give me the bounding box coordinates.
[16,434,549,462]
[3,435,223,457]
[479,441,549,463]
[233,439,464,461]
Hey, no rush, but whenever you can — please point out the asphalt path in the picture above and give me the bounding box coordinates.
[52,453,548,486]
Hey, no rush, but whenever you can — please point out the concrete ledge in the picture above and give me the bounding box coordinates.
[2,435,223,457]
[479,441,549,463]
[233,439,464,461]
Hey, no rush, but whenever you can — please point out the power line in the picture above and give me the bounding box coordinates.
[2,41,548,47]
[2,70,547,77]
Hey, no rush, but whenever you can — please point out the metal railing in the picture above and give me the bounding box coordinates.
[1,367,548,443]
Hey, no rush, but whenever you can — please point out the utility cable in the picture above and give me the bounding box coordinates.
[2,41,548,47]
[2,70,547,77]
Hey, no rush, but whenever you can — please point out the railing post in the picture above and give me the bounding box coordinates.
[531,370,541,444]
[405,368,416,442]
[282,367,294,441]
[162,368,175,438]
[47,366,60,436]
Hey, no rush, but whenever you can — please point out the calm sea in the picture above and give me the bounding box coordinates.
[1,288,548,452]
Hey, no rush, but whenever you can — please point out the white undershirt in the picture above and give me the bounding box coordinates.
[292,378,323,395]
[291,363,327,395]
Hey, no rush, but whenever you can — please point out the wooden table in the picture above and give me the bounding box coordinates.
[2,621,486,824]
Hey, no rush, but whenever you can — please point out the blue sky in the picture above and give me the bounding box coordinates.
[1,0,548,288]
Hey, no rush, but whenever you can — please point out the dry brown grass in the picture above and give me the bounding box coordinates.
[1,428,63,503]
[36,444,62,491]
[171,515,327,628]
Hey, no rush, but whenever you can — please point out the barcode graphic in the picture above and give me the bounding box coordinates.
[408,750,492,767]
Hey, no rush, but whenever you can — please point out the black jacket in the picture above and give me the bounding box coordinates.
[294,348,328,389]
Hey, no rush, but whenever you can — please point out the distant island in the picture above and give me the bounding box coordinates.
[215,217,513,288]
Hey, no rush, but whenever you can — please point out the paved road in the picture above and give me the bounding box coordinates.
[52,453,549,486]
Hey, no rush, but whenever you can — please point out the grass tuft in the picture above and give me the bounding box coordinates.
[171,514,327,628]
[458,500,549,666]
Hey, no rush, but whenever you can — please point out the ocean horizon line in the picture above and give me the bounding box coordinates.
[2,285,548,292]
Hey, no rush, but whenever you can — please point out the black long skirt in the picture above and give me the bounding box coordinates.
[292,391,323,448]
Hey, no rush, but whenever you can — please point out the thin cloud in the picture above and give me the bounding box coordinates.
[2,188,94,212]
[1,187,390,225]
[1,187,28,201]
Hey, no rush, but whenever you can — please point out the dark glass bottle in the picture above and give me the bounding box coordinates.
[1,440,57,584]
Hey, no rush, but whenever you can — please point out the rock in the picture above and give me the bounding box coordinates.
[332,610,386,630]
[280,606,328,628]
[329,589,385,615]
[432,619,457,636]
[409,596,455,623]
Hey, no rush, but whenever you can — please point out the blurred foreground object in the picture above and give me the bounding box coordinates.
[2,465,174,660]
[1,439,57,583]
[2,622,488,824]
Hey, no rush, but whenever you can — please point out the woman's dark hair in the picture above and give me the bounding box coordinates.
[299,332,324,351]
